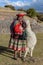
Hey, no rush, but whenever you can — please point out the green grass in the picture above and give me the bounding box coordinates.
[0,33,43,65]
[33,33,43,57]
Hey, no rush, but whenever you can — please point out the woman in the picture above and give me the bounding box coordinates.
[9,13,27,60]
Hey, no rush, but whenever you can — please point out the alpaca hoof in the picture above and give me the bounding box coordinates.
[29,57,35,62]
[23,58,26,62]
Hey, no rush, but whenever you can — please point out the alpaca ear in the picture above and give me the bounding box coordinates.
[26,20,30,26]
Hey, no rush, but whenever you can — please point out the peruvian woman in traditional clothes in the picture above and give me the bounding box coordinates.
[9,13,27,60]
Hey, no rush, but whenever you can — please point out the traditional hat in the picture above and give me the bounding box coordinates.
[16,12,26,17]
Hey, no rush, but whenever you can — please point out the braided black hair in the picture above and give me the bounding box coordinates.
[22,21,27,29]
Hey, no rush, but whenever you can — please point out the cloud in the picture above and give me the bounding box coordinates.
[4,0,37,7]
[11,1,31,7]
[2,0,31,7]
[0,0,11,4]
[0,0,32,7]
[0,0,5,2]
[33,0,37,2]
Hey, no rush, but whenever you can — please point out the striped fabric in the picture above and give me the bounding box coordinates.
[9,39,26,51]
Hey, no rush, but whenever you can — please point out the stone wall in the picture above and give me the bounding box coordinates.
[0,12,15,34]
[0,11,43,34]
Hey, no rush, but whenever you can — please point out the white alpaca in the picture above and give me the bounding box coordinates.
[24,20,37,58]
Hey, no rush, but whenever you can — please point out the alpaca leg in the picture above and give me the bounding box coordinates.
[30,48,33,57]
[24,48,29,58]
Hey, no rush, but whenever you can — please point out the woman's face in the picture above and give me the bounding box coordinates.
[18,16,23,22]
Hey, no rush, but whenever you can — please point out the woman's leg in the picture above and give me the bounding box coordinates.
[13,39,19,60]
[19,40,25,59]
[14,50,18,60]
[18,40,22,58]
[18,50,22,58]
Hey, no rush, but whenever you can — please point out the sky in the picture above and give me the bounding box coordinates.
[0,0,43,12]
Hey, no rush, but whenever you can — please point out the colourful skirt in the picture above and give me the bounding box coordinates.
[9,39,26,51]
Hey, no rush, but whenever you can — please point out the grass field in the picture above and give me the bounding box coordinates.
[0,33,43,65]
